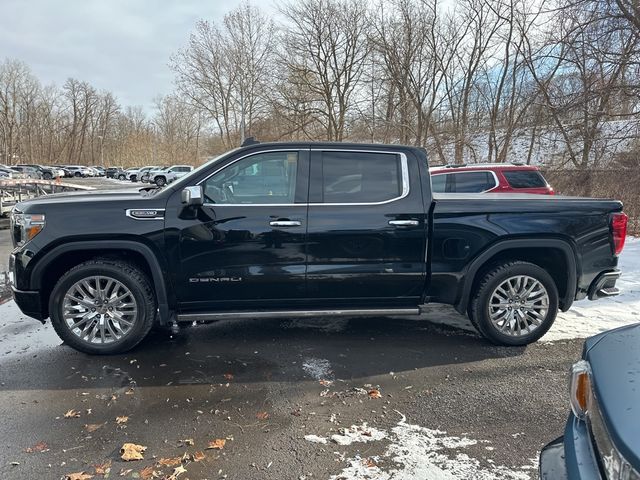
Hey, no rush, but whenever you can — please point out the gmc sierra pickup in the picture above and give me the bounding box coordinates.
[9,142,627,354]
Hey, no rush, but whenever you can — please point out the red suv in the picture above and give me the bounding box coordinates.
[429,163,554,195]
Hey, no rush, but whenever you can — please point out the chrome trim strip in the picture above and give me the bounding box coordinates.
[125,208,166,220]
[198,148,410,207]
[177,308,420,322]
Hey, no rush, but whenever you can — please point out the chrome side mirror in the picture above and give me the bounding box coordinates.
[181,186,204,207]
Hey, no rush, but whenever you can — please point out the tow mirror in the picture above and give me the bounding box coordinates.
[181,186,204,207]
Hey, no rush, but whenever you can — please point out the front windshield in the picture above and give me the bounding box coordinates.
[169,148,241,190]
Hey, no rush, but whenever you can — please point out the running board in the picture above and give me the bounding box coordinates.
[177,308,421,322]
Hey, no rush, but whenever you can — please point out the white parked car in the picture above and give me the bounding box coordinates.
[149,165,194,186]
[129,166,159,183]
[64,166,93,177]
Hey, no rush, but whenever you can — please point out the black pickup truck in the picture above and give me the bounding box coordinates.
[8,142,627,354]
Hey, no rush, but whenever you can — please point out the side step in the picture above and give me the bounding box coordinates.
[177,308,421,322]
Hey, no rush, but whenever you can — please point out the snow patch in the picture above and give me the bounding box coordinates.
[304,434,328,444]
[324,414,531,480]
[331,424,387,445]
[302,357,333,380]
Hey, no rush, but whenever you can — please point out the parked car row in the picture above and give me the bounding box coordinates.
[114,164,194,186]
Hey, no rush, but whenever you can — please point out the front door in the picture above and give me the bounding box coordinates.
[305,149,427,307]
[173,149,309,311]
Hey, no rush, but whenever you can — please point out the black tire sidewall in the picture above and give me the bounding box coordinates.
[472,263,559,346]
[49,263,154,354]
[156,177,165,186]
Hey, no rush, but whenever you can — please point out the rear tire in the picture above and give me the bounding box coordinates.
[118,174,125,180]
[155,176,166,187]
[43,172,52,180]
[49,260,156,355]
[469,261,558,346]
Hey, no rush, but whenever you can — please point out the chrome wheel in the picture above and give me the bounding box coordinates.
[488,275,549,337]
[62,276,138,344]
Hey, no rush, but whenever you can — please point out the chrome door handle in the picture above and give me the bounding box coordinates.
[269,220,302,227]
[388,219,419,226]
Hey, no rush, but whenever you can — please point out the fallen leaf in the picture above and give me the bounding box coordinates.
[139,466,158,479]
[319,379,333,386]
[364,457,377,468]
[256,411,269,420]
[64,409,81,418]
[368,389,382,399]
[206,439,226,450]
[84,424,103,433]
[118,469,132,477]
[191,451,205,462]
[120,443,147,461]
[181,438,194,446]
[25,441,49,453]
[93,460,111,475]
[165,465,187,480]
[157,457,182,467]
[115,416,129,425]
[65,473,93,480]
[125,388,135,395]
[223,373,234,380]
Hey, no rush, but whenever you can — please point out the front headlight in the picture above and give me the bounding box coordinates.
[571,360,640,480]
[10,211,46,247]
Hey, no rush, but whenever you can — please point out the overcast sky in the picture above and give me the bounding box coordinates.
[0,0,275,110]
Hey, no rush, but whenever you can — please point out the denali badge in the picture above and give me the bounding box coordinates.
[125,208,165,220]
[189,277,242,283]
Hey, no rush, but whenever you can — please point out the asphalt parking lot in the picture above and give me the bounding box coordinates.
[0,177,585,479]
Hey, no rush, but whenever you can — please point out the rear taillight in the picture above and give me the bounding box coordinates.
[611,212,628,255]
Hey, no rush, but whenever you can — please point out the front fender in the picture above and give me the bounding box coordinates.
[31,240,173,324]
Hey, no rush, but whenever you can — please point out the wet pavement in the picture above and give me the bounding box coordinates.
[0,179,581,479]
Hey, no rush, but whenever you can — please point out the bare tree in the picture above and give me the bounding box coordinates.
[171,2,275,147]
[279,0,370,141]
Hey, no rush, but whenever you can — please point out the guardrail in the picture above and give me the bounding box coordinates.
[0,179,95,216]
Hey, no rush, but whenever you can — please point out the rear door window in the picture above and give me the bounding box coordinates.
[503,170,547,188]
[449,172,496,193]
[321,152,402,203]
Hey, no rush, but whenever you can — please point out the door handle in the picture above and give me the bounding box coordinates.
[388,219,419,226]
[269,220,302,227]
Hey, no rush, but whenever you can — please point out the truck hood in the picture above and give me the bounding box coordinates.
[16,187,156,211]
[586,323,640,470]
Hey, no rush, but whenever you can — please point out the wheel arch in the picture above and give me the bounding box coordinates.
[455,238,578,315]
[32,241,172,324]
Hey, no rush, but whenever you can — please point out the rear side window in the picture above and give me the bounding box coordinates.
[431,174,446,193]
[321,152,402,203]
[503,170,547,188]
[449,172,496,193]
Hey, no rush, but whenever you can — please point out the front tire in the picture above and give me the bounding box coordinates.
[469,261,558,346]
[49,260,156,354]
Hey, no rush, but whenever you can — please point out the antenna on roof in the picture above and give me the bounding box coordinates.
[241,136,260,147]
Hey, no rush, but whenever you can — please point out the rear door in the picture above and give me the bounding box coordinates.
[305,149,427,306]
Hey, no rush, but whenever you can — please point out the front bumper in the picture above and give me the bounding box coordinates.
[12,286,46,322]
[588,270,621,300]
[540,414,601,480]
